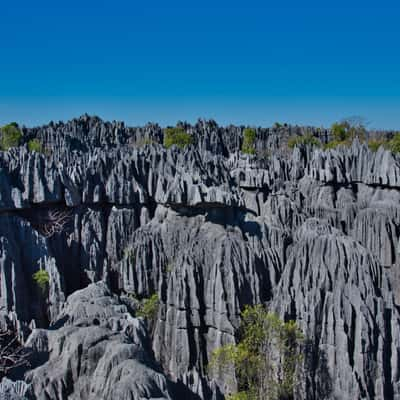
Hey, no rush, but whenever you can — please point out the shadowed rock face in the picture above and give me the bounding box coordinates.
[0,116,400,399]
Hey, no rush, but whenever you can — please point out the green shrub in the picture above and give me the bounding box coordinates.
[326,118,366,150]
[164,127,193,149]
[241,128,256,154]
[365,133,400,154]
[32,269,49,294]
[28,138,43,152]
[287,133,320,149]
[209,304,303,400]
[367,137,387,152]
[0,123,22,150]
[387,133,400,154]
[331,122,350,142]
[136,294,159,321]
[323,139,350,150]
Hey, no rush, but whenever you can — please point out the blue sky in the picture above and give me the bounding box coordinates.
[0,1,399,129]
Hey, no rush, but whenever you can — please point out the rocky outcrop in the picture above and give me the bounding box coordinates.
[273,218,400,399]
[24,282,177,400]
[0,378,30,400]
[0,116,400,399]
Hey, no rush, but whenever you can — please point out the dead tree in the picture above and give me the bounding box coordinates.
[17,207,73,238]
[0,327,30,379]
[38,208,73,238]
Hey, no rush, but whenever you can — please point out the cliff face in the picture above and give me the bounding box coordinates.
[0,115,399,399]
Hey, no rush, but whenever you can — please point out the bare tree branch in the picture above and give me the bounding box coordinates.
[16,206,73,238]
[0,327,30,379]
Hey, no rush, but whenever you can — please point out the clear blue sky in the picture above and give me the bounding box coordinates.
[1,0,399,129]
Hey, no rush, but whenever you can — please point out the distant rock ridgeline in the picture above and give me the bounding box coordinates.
[17,114,333,157]
[0,115,399,399]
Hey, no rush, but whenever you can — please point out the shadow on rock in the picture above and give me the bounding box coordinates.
[303,339,333,400]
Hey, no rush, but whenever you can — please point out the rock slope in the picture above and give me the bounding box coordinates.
[0,115,399,399]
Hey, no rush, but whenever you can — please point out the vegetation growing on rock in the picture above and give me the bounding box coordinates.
[0,123,22,150]
[386,132,400,153]
[324,118,366,149]
[32,269,49,294]
[287,132,321,149]
[1,116,400,399]
[241,128,256,154]
[209,304,303,400]
[367,137,388,152]
[164,127,193,149]
[28,138,43,153]
[136,293,159,321]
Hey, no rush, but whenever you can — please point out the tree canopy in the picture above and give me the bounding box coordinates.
[28,138,43,153]
[32,269,49,294]
[209,304,303,400]
[386,132,400,153]
[164,127,193,149]
[0,123,22,150]
[326,117,367,149]
[241,128,256,154]
[287,133,320,149]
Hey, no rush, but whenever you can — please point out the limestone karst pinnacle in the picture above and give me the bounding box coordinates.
[0,116,399,399]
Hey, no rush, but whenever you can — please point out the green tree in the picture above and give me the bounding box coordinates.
[32,269,49,294]
[387,132,400,153]
[242,128,256,155]
[164,127,193,149]
[210,305,303,400]
[327,117,367,149]
[0,123,22,150]
[28,138,43,153]
[136,293,159,321]
[287,133,320,149]
[331,122,350,142]
[367,137,387,152]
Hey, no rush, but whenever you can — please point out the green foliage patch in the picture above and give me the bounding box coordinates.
[164,127,193,149]
[386,133,400,153]
[287,133,321,149]
[136,294,159,321]
[241,128,256,154]
[367,137,387,152]
[1,123,22,150]
[209,304,303,400]
[323,139,350,150]
[28,138,43,153]
[331,122,350,142]
[32,269,49,294]
[325,118,366,150]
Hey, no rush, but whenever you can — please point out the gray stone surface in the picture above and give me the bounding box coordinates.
[25,282,175,400]
[0,116,399,399]
[0,378,30,400]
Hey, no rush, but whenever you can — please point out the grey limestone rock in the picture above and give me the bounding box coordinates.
[0,116,400,399]
[25,282,175,400]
